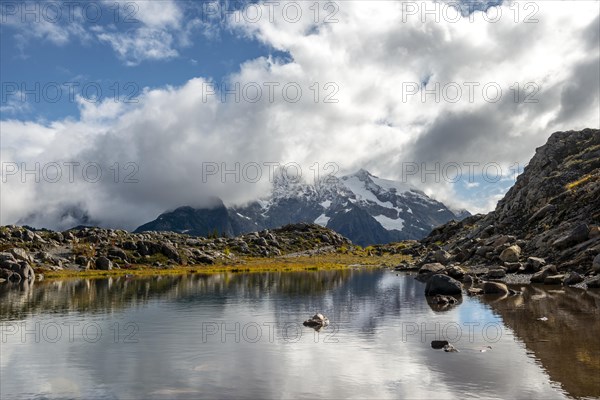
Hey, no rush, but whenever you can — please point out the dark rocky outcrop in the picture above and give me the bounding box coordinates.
[413,129,600,286]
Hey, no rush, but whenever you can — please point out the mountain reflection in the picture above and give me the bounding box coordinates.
[480,284,600,399]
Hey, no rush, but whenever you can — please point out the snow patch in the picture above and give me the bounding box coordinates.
[374,215,404,231]
[314,214,330,226]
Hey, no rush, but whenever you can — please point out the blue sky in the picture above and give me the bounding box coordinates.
[1,1,287,120]
[1,1,598,229]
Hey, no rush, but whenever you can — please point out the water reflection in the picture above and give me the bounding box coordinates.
[0,270,597,399]
[481,284,600,399]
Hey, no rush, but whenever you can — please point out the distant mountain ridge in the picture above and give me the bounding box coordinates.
[135,169,469,246]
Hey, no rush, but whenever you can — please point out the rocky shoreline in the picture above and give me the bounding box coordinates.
[387,129,600,294]
[0,223,351,285]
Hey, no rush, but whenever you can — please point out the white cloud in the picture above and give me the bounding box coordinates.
[1,1,599,230]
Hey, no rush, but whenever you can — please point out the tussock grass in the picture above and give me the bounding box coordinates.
[40,252,412,279]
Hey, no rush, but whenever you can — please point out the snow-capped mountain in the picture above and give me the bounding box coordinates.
[135,169,470,246]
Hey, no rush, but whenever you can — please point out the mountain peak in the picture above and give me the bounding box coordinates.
[352,168,375,181]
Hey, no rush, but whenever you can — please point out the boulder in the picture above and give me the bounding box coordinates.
[431,340,449,349]
[424,274,462,296]
[563,272,584,286]
[527,257,546,271]
[419,263,445,274]
[482,281,509,295]
[161,243,181,262]
[0,268,21,283]
[500,245,521,262]
[445,265,466,280]
[0,252,17,269]
[433,250,452,265]
[504,262,522,273]
[107,247,128,261]
[587,277,600,288]
[552,223,589,249]
[9,248,32,263]
[530,265,558,283]
[95,257,113,271]
[12,262,35,281]
[544,275,565,285]
[487,268,506,279]
[303,313,329,329]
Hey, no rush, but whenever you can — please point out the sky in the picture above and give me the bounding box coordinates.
[1,0,599,230]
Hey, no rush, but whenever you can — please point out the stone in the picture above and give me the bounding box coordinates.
[424,274,462,296]
[467,287,484,296]
[161,243,181,262]
[553,223,589,249]
[13,262,35,281]
[433,250,452,265]
[544,275,565,285]
[95,257,113,271]
[593,254,600,272]
[530,265,558,283]
[0,268,21,283]
[587,277,600,288]
[9,248,32,263]
[487,268,506,279]
[107,247,128,261]
[499,245,521,263]
[431,340,449,349]
[443,344,459,352]
[563,272,584,286]
[504,262,522,273]
[527,257,547,271]
[482,281,509,295]
[419,263,445,274]
[303,313,329,329]
[445,266,466,280]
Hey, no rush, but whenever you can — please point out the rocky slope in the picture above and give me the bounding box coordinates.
[136,169,469,246]
[0,223,350,283]
[394,128,600,287]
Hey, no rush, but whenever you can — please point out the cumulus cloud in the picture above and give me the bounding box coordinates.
[1,1,599,229]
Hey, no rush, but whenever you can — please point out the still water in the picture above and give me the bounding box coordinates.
[1,269,599,399]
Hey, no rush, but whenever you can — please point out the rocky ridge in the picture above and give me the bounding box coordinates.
[0,223,351,283]
[389,128,600,289]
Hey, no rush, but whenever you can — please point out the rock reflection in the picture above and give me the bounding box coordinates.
[479,284,600,399]
[0,270,353,321]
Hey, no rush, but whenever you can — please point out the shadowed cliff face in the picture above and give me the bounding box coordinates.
[480,285,600,399]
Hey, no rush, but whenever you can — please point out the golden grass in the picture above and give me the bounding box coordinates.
[565,173,596,191]
[40,252,412,280]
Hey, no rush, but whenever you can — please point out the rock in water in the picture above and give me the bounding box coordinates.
[482,281,509,295]
[443,344,459,352]
[563,272,584,286]
[303,313,329,328]
[544,275,565,285]
[431,340,449,349]
[530,265,558,283]
[424,274,462,296]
